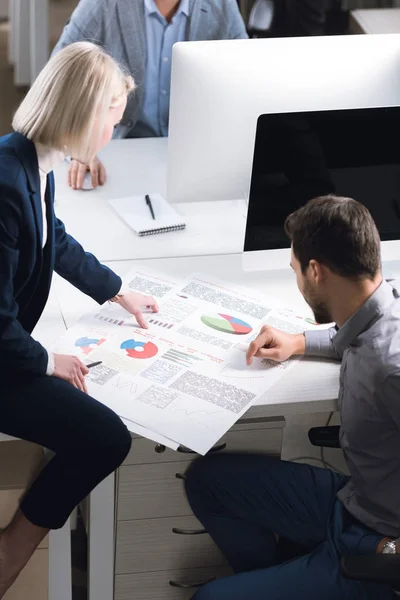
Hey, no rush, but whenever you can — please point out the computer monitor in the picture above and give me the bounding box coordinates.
[167,35,400,203]
[243,107,400,274]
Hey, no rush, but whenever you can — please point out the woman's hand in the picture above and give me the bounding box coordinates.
[246,326,306,365]
[116,293,159,329]
[68,157,106,190]
[53,354,89,393]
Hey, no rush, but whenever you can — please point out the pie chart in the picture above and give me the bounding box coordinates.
[75,336,106,355]
[305,317,318,325]
[201,314,252,335]
[120,339,158,359]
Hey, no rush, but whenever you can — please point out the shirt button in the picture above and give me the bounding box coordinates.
[162,90,167,95]
[163,56,169,63]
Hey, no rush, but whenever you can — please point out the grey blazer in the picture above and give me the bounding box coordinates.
[52,0,248,137]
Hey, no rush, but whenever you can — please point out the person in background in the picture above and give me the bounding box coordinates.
[185,196,398,600]
[0,42,158,598]
[52,0,248,190]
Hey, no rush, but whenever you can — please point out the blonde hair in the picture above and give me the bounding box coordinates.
[12,42,134,162]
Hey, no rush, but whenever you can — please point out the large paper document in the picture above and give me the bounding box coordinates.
[52,269,322,454]
[121,418,179,451]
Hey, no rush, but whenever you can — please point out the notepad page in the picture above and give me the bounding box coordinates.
[109,193,184,234]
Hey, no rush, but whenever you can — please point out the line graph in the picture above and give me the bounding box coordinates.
[111,376,138,395]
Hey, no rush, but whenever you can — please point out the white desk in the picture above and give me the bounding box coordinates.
[54,139,247,262]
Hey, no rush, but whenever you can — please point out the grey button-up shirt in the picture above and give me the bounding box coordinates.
[305,280,400,537]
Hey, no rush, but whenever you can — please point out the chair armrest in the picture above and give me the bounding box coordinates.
[341,555,400,587]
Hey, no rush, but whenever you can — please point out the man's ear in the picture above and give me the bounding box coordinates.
[308,259,325,284]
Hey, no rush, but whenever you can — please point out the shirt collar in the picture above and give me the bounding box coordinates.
[34,143,64,177]
[333,279,399,354]
[144,0,189,19]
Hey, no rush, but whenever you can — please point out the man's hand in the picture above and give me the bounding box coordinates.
[246,326,306,365]
[117,292,159,329]
[53,354,89,393]
[68,157,106,190]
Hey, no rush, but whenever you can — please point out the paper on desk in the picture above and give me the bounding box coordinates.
[52,269,323,454]
[120,418,179,451]
[253,357,340,407]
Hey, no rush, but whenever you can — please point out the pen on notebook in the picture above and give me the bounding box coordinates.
[145,194,156,220]
[86,361,102,369]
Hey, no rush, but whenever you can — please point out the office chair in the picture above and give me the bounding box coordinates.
[309,425,400,593]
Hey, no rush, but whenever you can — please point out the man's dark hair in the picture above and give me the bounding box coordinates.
[284,195,381,279]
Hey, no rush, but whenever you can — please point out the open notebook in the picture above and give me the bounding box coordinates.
[109,194,186,236]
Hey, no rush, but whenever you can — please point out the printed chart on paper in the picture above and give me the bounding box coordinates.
[51,269,323,454]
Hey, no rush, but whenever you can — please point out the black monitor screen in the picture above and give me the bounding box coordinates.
[244,107,400,252]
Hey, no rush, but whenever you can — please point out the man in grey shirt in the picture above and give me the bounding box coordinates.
[185,195,397,600]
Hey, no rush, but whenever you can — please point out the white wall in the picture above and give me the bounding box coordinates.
[0,0,8,19]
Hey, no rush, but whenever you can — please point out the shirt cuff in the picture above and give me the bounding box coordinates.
[46,350,55,376]
[304,327,338,359]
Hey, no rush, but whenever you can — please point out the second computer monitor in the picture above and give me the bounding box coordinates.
[167,35,400,203]
[243,106,400,272]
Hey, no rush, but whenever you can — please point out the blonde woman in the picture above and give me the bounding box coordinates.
[0,42,158,597]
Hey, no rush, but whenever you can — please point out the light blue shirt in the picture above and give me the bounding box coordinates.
[133,0,189,138]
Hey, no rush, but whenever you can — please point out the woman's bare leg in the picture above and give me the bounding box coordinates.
[0,509,48,599]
